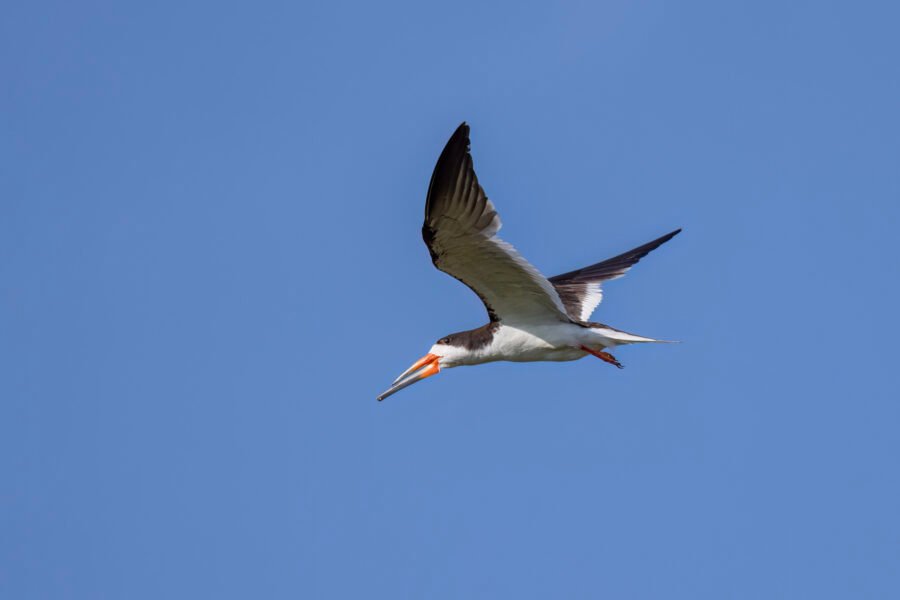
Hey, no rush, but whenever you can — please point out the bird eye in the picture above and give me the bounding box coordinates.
[437,337,450,344]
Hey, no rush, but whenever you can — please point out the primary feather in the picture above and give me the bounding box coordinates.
[549,229,681,321]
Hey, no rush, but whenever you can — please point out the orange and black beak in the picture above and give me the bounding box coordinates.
[377,353,440,401]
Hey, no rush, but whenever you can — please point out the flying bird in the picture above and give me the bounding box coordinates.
[377,123,680,401]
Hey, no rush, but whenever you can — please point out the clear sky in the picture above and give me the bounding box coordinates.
[3,1,899,598]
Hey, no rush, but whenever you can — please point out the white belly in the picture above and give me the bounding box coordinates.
[472,322,597,364]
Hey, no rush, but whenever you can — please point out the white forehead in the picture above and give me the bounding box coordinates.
[428,342,470,366]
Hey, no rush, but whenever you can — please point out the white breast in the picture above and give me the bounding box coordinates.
[473,323,587,363]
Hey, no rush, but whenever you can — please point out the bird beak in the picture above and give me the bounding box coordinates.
[377,353,440,401]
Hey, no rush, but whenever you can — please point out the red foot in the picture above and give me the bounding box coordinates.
[580,345,624,369]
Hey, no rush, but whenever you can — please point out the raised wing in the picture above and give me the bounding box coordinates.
[422,123,570,324]
[549,229,681,321]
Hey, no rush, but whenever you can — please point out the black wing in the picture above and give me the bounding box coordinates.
[549,229,681,321]
[422,123,570,324]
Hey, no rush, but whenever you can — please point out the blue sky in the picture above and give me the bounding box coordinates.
[2,0,899,597]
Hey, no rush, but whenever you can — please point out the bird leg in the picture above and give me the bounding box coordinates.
[580,345,624,369]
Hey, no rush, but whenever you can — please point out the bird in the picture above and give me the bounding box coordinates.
[377,123,680,401]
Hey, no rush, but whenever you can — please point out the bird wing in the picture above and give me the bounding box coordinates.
[548,229,681,321]
[422,123,570,325]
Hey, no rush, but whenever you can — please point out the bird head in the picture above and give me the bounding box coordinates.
[376,336,469,401]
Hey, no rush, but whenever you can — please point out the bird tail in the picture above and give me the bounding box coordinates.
[588,323,678,344]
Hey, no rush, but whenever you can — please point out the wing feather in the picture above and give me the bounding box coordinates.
[549,229,681,321]
[423,124,569,324]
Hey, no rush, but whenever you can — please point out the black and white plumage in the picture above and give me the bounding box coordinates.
[549,229,682,322]
[422,124,570,324]
[377,123,680,401]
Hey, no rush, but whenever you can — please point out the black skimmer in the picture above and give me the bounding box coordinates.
[377,123,680,401]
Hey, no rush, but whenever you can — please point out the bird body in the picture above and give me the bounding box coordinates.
[377,123,680,401]
[429,322,661,368]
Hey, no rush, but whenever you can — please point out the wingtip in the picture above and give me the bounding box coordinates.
[654,228,682,246]
[452,121,470,141]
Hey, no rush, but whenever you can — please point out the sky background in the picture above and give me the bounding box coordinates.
[3,0,900,598]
